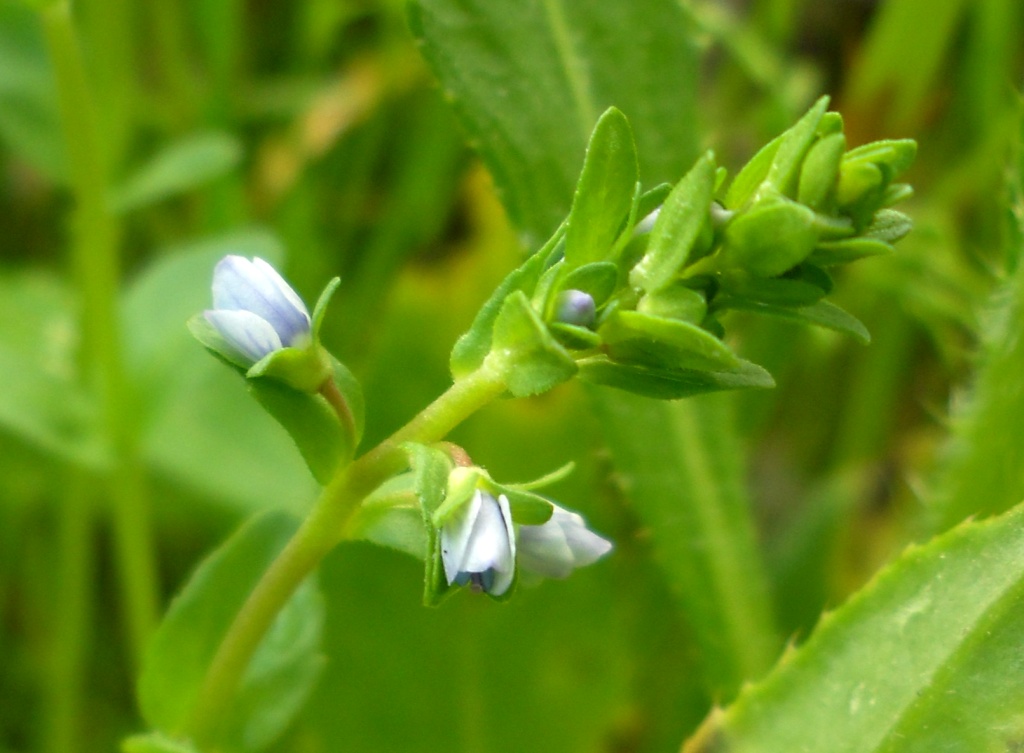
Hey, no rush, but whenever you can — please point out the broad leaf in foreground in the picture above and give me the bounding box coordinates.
[684,500,1024,753]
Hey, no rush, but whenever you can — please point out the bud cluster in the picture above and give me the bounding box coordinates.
[451,97,915,400]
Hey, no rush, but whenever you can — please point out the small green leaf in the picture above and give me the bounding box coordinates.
[629,152,717,293]
[718,298,871,344]
[310,277,341,340]
[725,133,784,210]
[548,321,602,350]
[720,197,818,277]
[565,108,639,268]
[797,132,846,209]
[578,357,774,399]
[808,237,893,266]
[510,461,576,491]
[490,290,577,397]
[405,443,455,605]
[248,375,349,484]
[765,96,831,197]
[560,262,620,307]
[247,346,332,394]
[499,486,555,525]
[110,132,242,213]
[843,137,918,176]
[836,160,884,207]
[450,226,561,379]
[600,309,740,371]
[863,208,914,243]
[636,284,708,322]
[718,272,827,307]
[683,501,1024,753]
[881,182,914,206]
[138,511,324,752]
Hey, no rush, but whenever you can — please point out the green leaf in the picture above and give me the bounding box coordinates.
[718,272,828,307]
[808,237,893,266]
[578,357,774,400]
[797,131,845,209]
[450,232,557,379]
[565,107,638,267]
[592,392,779,696]
[600,309,740,371]
[248,370,350,485]
[138,511,324,752]
[559,261,620,307]
[409,0,700,247]
[720,196,818,277]
[498,487,555,525]
[863,208,914,243]
[109,131,243,213]
[684,501,1024,753]
[491,290,577,397]
[763,95,830,198]
[406,442,455,605]
[725,132,784,210]
[843,138,918,176]
[927,254,1024,532]
[629,152,717,293]
[716,298,871,344]
[637,284,709,322]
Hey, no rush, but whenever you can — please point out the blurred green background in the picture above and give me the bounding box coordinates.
[1,0,1023,751]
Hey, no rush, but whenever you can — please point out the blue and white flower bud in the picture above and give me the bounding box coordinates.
[204,256,311,365]
[517,504,612,579]
[441,489,516,596]
[634,206,661,235]
[555,289,597,328]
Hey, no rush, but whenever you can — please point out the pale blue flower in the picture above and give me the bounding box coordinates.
[441,490,516,596]
[517,504,612,579]
[204,256,311,365]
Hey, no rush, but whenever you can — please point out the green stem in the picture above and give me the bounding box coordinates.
[186,358,507,744]
[41,0,159,666]
[45,473,93,753]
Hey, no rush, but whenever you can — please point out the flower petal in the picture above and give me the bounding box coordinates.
[440,489,483,585]
[204,309,283,365]
[489,494,516,596]
[518,505,612,578]
[212,256,310,345]
[461,492,511,575]
[517,518,575,578]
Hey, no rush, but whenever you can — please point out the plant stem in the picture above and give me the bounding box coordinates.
[186,357,507,744]
[45,472,93,753]
[41,0,159,667]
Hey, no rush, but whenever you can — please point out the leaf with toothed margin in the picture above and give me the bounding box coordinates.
[683,500,1024,753]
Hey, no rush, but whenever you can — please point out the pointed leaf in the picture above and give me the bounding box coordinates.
[629,152,717,293]
[565,107,639,267]
[578,357,774,400]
